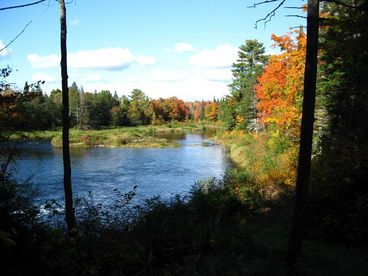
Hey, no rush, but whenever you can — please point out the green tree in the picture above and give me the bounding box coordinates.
[69,81,80,127]
[228,39,268,131]
[94,90,114,127]
[128,89,150,125]
[218,97,236,130]
[309,0,368,246]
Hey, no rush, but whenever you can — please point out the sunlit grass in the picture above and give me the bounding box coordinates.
[7,123,220,148]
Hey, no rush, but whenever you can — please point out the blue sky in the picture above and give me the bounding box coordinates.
[0,0,305,101]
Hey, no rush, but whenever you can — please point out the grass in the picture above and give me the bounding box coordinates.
[50,128,180,148]
[6,123,220,148]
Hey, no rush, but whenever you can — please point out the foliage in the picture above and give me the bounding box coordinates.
[0,137,41,274]
[217,130,297,199]
[1,82,220,131]
[308,0,368,245]
[3,172,366,275]
[219,40,268,131]
[1,69,60,131]
[256,30,306,139]
[204,101,219,121]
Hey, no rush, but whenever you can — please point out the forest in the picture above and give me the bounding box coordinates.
[0,80,221,130]
[1,0,368,275]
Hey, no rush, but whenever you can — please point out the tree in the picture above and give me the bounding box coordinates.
[218,96,237,130]
[309,0,368,245]
[94,90,114,127]
[162,97,189,122]
[256,30,306,139]
[60,0,75,235]
[287,0,320,265]
[205,102,219,121]
[69,81,80,126]
[192,101,206,122]
[228,40,268,131]
[128,89,150,125]
[250,0,320,266]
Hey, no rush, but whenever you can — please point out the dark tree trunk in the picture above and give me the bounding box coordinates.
[287,0,320,266]
[60,0,75,235]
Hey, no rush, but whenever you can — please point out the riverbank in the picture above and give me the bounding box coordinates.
[6,123,220,148]
[3,125,368,275]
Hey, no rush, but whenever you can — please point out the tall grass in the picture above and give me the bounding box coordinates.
[216,129,297,203]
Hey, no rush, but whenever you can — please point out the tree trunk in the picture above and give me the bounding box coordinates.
[287,0,319,267]
[60,0,75,235]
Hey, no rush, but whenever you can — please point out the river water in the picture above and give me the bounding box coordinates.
[9,133,230,205]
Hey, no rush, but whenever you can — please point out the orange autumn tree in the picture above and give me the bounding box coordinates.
[205,101,219,121]
[256,30,306,139]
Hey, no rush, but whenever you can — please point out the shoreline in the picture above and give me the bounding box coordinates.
[5,124,221,148]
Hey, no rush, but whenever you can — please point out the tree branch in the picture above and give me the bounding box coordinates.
[248,0,283,8]
[285,15,307,19]
[250,0,287,29]
[285,6,305,9]
[0,0,46,11]
[0,21,32,53]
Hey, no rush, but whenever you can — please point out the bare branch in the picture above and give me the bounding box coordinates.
[0,21,32,53]
[289,25,307,29]
[254,0,286,29]
[248,0,282,8]
[285,15,307,19]
[252,0,287,29]
[0,0,46,11]
[284,6,305,9]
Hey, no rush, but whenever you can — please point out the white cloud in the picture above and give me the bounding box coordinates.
[81,73,102,82]
[80,77,228,101]
[203,69,233,82]
[189,44,238,69]
[75,65,232,101]
[174,43,195,53]
[136,55,156,66]
[28,48,156,70]
[151,69,188,82]
[144,76,228,101]
[69,48,134,70]
[69,71,102,83]
[0,40,11,59]
[31,72,56,83]
[28,54,59,68]
[34,44,237,100]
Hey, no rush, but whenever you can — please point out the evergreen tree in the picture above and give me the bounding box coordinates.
[128,89,150,125]
[310,0,368,245]
[227,40,268,131]
[68,81,80,127]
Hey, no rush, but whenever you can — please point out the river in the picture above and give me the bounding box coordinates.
[9,133,230,206]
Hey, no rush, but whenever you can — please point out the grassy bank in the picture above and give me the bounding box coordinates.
[6,123,219,148]
[50,128,180,148]
[213,130,298,204]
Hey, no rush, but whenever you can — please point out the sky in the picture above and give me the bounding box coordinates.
[0,0,305,101]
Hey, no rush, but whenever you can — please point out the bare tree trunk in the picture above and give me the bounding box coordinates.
[60,0,75,235]
[287,0,320,267]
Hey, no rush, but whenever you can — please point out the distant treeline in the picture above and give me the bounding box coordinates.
[0,82,220,130]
